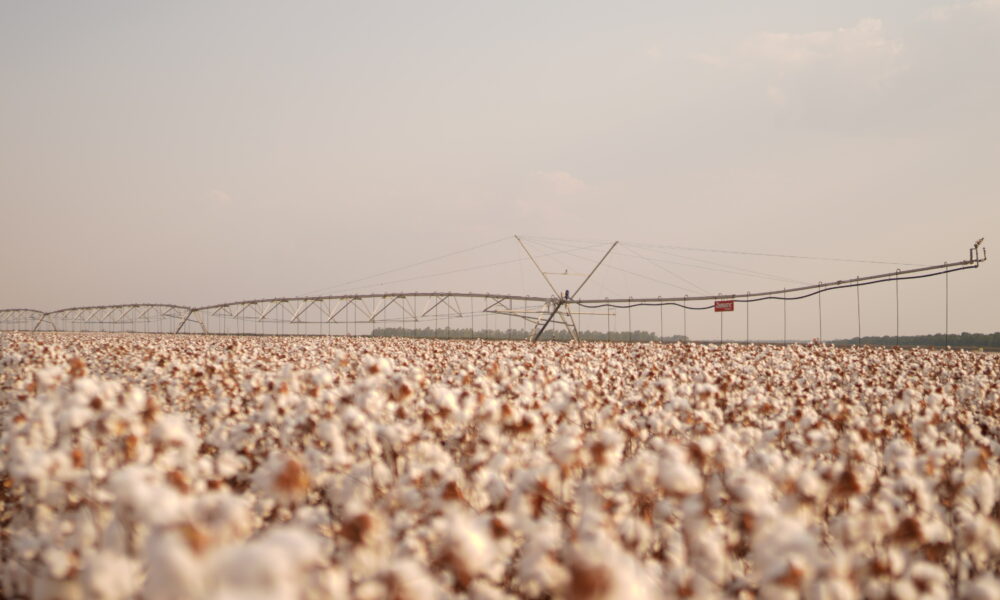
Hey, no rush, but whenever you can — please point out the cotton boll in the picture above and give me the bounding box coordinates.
[439,510,495,586]
[896,561,950,600]
[468,579,515,600]
[40,547,74,579]
[752,516,820,591]
[565,542,660,600]
[382,559,439,600]
[143,530,207,600]
[81,551,142,600]
[252,453,311,505]
[191,491,254,544]
[208,538,300,600]
[33,366,65,391]
[214,449,247,479]
[108,465,183,525]
[151,414,198,455]
[658,456,703,496]
[29,576,86,600]
[548,426,582,469]
[964,576,1000,600]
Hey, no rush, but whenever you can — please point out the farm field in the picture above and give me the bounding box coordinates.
[1,332,999,599]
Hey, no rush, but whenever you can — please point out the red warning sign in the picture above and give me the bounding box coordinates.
[714,300,734,312]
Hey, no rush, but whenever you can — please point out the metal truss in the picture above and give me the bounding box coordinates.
[0,242,986,340]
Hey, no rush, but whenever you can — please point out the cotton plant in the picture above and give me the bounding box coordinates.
[1,331,999,599]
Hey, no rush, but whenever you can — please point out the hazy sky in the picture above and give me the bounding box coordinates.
[1,2,997,339]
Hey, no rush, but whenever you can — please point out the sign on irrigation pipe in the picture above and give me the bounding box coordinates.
[715,300,734,312]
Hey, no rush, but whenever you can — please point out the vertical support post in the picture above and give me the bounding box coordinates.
[659,300,663,342]
[817,282,823,342]
[783,288,787,345]
[895,269,900,346]
[627,298,632,342]
[945,266,949,347]
[746,291,750,344]
[683,295,687,341]
[856,276,862,346]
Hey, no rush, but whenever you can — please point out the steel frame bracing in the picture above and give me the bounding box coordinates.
[0,242,986,340]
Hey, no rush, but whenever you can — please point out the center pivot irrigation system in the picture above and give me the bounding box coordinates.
[0,238,987,343]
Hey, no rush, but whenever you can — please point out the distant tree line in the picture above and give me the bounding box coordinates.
[830,332,1000,350]
[371,326,688,343]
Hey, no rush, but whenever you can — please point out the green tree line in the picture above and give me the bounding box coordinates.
[830,332,1000,350]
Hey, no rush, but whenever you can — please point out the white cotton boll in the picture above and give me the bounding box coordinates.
[382,559,439,600]
[566,543,660,600]
[797,469,826,501]
[430,384,460,415]
[730,471,775,512]
[40,547,74,579]
[549,426,582,468]
[624,452,659,495]
[515,517,569,596]
[256,526,325,568]
[303,566,350,600]
[659,456,703,496]
[29,576,86,600]
[108,465,183,525]
[901,561,950,600]
[753,516,819,590]
[151,414,198,454]
[33,366,64,390]
[964,575,1000,600]
[354,384,388,415]
[81,551,141,600]
[588,428,624,468]
[192,492,254,544]
[215,449,246,479]
[440,511,495,585]
[56,404,94,432]
[484,472,509,508]
[361,355,393,375]
[468,579,514,600]
[884,439,916,474]
[372,460,393,489]
[252,453,311,505]
[143,530,206,600]
[618,514,653,555]
[208,539,299,600]
[964,447,990,471]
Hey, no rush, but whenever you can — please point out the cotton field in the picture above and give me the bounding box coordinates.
[1,333,998,600]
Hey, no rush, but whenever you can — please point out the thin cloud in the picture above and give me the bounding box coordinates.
[208,190,233,206]
[536,170,587,196]
[741,18,901,67]
[924,0,1000,21]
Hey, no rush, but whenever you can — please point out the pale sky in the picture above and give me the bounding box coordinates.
[1,2,997,340]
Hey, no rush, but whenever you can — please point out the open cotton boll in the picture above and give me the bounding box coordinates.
[752,515,820,591]
[381,559,440,600]
[143,530,207,600]
[81,551,142,600]
[565,542,660,600]
[658,450,703,496]
[5,332,1000,599]
[150,414,199,455]
[964,576,1000,600]
[438,510,495,586]
[252,453,311,505]
[108,464,184,525]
